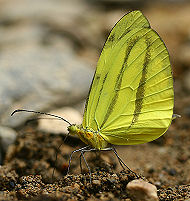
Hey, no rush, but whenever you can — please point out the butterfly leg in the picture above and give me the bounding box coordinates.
[78,147,101,183]
[100,146,138,177]
[109,147,126,170]
[79,153,83,173]
[80,150,92,183]
[111,146,139,177]
[67,145,90,175]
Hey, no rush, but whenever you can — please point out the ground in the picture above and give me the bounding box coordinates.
[1,105,190,200]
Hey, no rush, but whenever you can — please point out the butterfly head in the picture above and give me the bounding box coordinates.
[67,124,78,135]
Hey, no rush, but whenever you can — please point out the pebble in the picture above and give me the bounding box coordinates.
[92,179,101,186]
[126,179,159,201]
[0,165,18,191]
[38,107,83,134]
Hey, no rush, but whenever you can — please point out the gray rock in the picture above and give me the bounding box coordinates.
[126,179,159,201]
[0,45,94,127]
[0,24,45,49]
[0,0,104,49]
[0,0,88,23]
[0,0,98,128]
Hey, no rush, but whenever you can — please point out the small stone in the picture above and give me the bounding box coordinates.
[154,181,161,187]
[0,165,18,191]
[92,179,101,186]
[38,107,83,134]
[126,179,158,201]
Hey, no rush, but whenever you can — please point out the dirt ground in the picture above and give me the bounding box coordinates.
[1,100,190,201]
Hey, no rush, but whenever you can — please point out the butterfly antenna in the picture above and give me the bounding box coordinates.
[11,109,72,126]
[11,109,73,181]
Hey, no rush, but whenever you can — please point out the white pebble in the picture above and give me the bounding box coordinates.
[126,179,158,201]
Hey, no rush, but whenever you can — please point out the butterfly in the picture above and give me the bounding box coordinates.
[12,10,174,180]
[68,10,174,148]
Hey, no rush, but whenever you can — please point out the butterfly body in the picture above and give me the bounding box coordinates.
[68,125,108,149]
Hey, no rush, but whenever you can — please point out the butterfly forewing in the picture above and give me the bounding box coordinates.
[83,11,150,129]
[82,11,174,145]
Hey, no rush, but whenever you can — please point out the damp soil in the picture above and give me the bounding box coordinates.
[1,106,190,201]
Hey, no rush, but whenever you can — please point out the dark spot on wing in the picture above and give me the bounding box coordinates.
[129,37,151,128]
[118,28,131,40]
[83,74,100,121]
[91,73,108,129]
[100,37,140,128]
[95,73,108,112]
[108,34,115,43]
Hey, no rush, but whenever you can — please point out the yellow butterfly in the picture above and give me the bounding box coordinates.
[12,10,174,179]
[68,10,174,149]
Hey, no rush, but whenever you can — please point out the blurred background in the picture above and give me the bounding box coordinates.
[0,0,190,187]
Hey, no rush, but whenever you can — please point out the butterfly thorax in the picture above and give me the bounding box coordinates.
[67,125,108,150]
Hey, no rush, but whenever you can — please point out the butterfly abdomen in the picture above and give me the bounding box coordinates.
[68,125,108,149]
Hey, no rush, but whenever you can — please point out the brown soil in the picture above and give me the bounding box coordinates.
[1,105,190,201]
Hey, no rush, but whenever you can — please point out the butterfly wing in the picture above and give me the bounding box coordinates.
[82,10,174,145]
